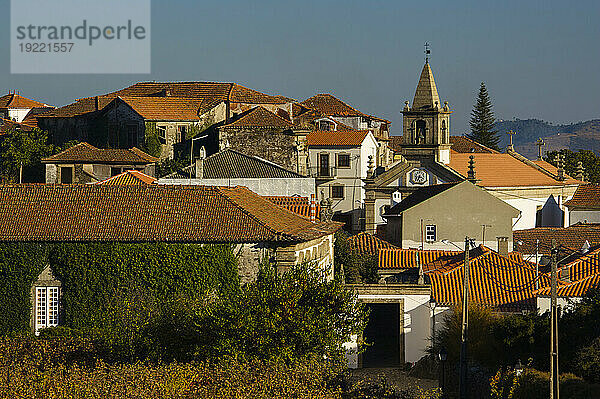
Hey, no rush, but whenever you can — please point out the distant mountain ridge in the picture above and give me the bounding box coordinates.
[494,118,600,159]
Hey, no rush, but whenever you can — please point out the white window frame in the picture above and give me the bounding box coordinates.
[425,225,436,242]
[157,125,167,145]
[35,286,59,335]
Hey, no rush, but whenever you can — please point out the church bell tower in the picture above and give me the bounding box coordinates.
[401,51,452,164]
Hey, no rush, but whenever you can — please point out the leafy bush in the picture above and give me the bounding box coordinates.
[334,231,378,283]
[490,368,600,399]
[189,263,368,363]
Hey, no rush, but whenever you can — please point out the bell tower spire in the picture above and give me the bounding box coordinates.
[401,52,452,164]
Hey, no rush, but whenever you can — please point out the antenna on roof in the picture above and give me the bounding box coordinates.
[424,42,431,63]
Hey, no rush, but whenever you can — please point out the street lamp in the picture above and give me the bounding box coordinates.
[439,347,447,398]
[430,297,437,348]
[515,359,523,377]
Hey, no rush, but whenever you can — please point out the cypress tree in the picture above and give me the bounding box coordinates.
[468,82,500,150]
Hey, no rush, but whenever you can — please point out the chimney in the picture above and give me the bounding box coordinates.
[309,194,316,223]
[497,236,509,257]
[94,96,99,111]
[557,154,565,180]
[195,158,203,179]
[576,161,585,181]
[467,155,477,183]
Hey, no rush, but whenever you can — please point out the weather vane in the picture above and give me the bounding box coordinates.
[424,42,430,63]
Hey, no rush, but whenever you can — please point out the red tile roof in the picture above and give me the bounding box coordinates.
[558,246,600,282]
[42,142,158,165]
[449,153,580,187]
[96,170,157,185]
[535,273,600,298]
[264,196,321,219]
[513,224,600,255]
[0,93,50,109]
[221,106,295,130]
[428,250,550,311]
[0,185,342,243]
[301,94,367,117]
[378,248,459,270]
[564,184,600,209]
[348,232,397,255]
[118,97,203,120]
[449,136,499,153]
[306,130,371,147]
[38,97,114,118]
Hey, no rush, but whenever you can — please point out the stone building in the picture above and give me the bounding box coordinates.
[36,82,295,159]
[42,142,157,184]
[0,184,341,285]
[215,106,309,174]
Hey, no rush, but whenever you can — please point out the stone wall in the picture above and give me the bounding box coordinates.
[218,127,306,174]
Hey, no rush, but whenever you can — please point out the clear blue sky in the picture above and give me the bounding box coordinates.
[1,0,598,135]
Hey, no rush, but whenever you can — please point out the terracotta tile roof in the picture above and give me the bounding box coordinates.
[220,106,295,130]
[535,272,600,298]
[96,170,157,185]
[264,196,321,219]
[42,142,158,164]
[163,149,302,179]
[229,84,294,104]
[117,97,202,120]
[0,93,50,109]
[301,94,367,117]
[450,136,499,153]
[557,246,600,282]
[385,183,459,215]
[378,248,459,270]
[428,250,549,311]
[564,184,600,209]
[0,118,37,134]
[0,185,342,243]
[306,130,371,147]
[38,97,114,118]
[348,232,397,255]
[449,153,579,187]
[21,107,55,127]
[39,82,292,119]
[513,224,600,255]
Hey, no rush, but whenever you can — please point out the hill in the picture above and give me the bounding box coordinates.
[495,119,600,159]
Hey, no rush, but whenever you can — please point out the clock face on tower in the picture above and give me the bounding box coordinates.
[410,169,428,185]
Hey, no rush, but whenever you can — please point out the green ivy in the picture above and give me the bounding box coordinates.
[143,122,162,158]
[0,243,239,336]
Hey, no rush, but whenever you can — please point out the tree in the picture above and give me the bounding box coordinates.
[468,82,500,150]
[545,149,600,183]
[0,128,55,183]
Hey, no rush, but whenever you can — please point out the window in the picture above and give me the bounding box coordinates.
[337,154,351,168]
[35,286,59,335]
[177,126,187,143]
[425,225,436,242]
[111,167,122,177]
[127,125,137,147]
[318,120,333,131]
[331,185,344,199]
[157,126,167,145]
[60,167,73,184]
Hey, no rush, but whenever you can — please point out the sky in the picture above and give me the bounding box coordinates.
[1,0,598,135]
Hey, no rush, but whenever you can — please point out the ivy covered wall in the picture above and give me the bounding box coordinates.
[0,243,239,335]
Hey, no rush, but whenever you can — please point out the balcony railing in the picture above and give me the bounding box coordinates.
[308,166,337,179]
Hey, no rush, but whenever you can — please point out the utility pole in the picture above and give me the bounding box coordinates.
[459,236,470,399]
[550,239,560,399]
[535,239,540,290]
